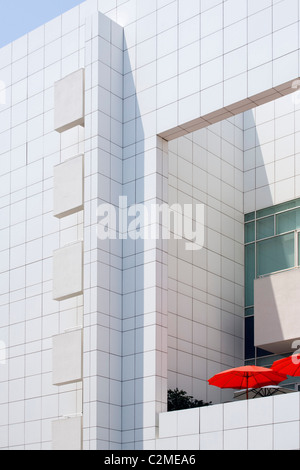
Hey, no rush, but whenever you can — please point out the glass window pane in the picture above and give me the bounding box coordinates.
[256,206,276,219]
[275,200,298,213]
[257,347,272,358]
[245,222,255,243]
[256,233,295,277]
[245,307,254,317]
[245,316,255,360]
[256,356,275,367]
[245,212,255,222]
[245,243,255,307]
[277,208,300,234]
[257,199,300,219]
[256,216,274,240]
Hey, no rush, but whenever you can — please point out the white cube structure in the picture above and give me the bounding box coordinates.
[254,269,300,354]
[53,155,84,219]
[54,69,85,133]
[53,242,83,301]
[52,329,83,386]
[52,417,82,450]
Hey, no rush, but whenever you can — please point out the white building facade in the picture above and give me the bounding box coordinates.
[0,0,300,450]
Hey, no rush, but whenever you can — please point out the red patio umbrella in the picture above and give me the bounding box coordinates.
[208,365,287,400]
[272,354,300,377]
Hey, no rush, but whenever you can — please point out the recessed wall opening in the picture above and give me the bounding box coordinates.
[245,200,300,393]
[165,89,300,405]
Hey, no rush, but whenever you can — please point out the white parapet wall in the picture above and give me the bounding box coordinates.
[156,393,300,451]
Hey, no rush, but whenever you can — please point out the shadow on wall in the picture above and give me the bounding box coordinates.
[244,105,274,212]
[244,107,274,366]
[121,38,145,450]
[165,96,291,406]
[244,89,300,211]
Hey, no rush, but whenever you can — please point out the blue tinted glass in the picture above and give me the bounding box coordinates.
[245,316,255,360]
[257,200,300,219]
[245,307,254,317]
[245,222,255,243]
[245,244,255,307]
[257,347,273,358]
[256,216,274,240]
[256,233,294,276]
[277,208,300,234]
[245,212,255,222]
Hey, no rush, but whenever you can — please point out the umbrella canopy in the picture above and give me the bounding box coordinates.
[208,365,287,399]
[272,354,300,376]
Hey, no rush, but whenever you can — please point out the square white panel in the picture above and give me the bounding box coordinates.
[248,425,273,451]
[52,329,82,385]
[54,68,85,133]
[52,416,82,450]
[53,154,84,219]
[159,411,178,439]
[200,404,223,433]
[53,241,83,301]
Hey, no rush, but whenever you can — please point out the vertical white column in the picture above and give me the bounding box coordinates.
[52,68,85,450]
[82,10,124,450]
